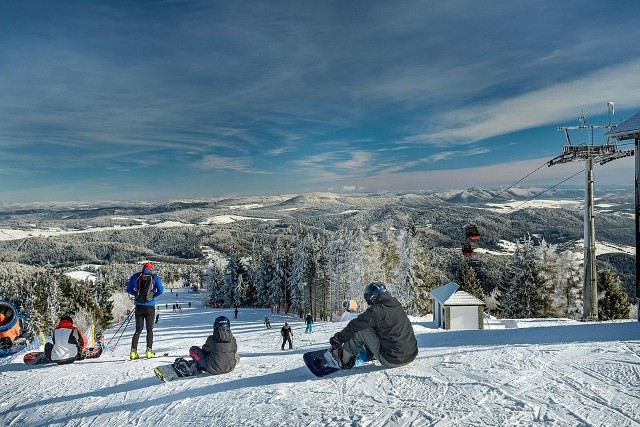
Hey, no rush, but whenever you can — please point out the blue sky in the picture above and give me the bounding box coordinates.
[2,1,640,203]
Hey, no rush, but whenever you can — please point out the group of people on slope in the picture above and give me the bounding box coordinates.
[45,262,417,377]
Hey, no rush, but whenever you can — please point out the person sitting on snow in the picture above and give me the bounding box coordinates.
[44,315,88,364]
[327,282,418,370]
[174,316,239,376]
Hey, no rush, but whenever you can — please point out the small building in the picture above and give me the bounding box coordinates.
[430,282,485,330]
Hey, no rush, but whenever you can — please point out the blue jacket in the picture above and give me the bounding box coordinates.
[126,272,164,306]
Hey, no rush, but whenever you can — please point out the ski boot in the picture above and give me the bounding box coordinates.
[130,349,139,360]
[173,357,195,376]
[145,348,155,358]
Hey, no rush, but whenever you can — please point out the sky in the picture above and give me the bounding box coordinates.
[1,288,638,426]
[2,1,640,203]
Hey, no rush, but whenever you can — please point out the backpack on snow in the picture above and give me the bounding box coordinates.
[135,274,155,303]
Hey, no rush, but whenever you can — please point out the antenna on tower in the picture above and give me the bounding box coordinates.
[607,101,615,128]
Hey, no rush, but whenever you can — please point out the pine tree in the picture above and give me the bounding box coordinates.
[222,253,241,307]
[391,228,420,315]
[255,249,274,307]
[503,236,546,318]
[456,257,484,301]
[534,240,560,318]
[557,250,582,318]
[598,270,630,320]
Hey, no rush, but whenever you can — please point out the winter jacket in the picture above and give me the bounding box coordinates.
[281,325,292,337]
[201,329,238,375]
[334,292,418,365]
[126,272,164,307]
[50,320,88,364]
[305,315,313,325]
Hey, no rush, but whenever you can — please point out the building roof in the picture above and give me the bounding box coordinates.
[606,109,640,140]
[430,282,458,303]
[446,290,485,306]
[430,282,485,306]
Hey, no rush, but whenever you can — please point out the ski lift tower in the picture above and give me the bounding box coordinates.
[605,107,640,322]
[548,102,634,320]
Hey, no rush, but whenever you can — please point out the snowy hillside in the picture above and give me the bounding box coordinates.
[1,289,639,427]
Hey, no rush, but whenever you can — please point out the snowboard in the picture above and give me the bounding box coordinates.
[23,346,103,365]
[303,347,371,378]
[0,344,26,358]
[154,359,206,382]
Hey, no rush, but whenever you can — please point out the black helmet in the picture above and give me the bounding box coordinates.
[364,282,387,305]
[214,316,230,331]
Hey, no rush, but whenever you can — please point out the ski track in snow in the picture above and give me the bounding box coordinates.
[0,289,639,427]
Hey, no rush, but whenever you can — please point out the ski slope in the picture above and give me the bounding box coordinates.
[0,288,639,427]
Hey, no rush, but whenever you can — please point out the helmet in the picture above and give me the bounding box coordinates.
[364,282,386,305]
[142,262,153,274]
[214,316,230,331]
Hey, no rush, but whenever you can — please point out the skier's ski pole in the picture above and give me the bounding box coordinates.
[106,310,133,346]
[110,313,133,352]
[106,310,134,350]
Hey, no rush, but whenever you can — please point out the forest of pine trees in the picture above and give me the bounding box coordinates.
[0,209,635,341]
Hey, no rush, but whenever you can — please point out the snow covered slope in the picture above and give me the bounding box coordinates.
[0,289,638,426]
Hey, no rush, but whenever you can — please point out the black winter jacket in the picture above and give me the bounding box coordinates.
[334,292,418,365]
[202,329,238,375]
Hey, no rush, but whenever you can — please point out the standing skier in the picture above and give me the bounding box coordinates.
[305,313,313,333]
[175,315,239,376]
[327,282,418,370]
[280,322,293,350]
[44,315,88,364]
[264,316,271,329]
[126,262,164,359]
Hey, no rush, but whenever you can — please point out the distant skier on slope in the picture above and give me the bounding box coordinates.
[280,322,293,350]
[174,316,239,376]
[326,282,418,370]
[305,313,313,333]
[44,315,88,364]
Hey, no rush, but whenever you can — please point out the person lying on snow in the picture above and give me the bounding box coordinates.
[44,315,88,364]
[173,315,239,376]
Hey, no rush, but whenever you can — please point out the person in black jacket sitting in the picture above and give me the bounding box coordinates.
[328,282,418,370]
[176,316,239,376]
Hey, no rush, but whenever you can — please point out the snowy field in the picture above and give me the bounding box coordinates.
[1,289,639,427]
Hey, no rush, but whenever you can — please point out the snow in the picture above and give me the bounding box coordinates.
[199,215,278,225]
[1,289,639,427]
[484,199,582,213]
[65,271,96,283]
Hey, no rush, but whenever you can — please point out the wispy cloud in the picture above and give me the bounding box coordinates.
[196,155,254,172]
[410,60,640,146]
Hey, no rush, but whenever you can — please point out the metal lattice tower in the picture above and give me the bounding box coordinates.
[548,102,633,320]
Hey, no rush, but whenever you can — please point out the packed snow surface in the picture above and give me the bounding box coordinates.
[1,289,639,427]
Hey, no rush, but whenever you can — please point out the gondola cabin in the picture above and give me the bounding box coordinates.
[462,242,473,256]
[465,224,480,241]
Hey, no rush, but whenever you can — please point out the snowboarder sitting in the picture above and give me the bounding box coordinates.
[327,282,418,370]
[175,315,239,376]
[280,322,293,350]
[44,315,88,364]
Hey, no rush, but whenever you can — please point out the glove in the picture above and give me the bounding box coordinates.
[329,335,341,350]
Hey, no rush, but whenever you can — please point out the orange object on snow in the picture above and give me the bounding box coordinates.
[0,300,23,348]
